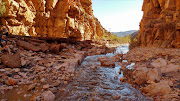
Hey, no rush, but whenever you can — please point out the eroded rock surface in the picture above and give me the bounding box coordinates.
[138,0,180,48]
[0,0,104,40]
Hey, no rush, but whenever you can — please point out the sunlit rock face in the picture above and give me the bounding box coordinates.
[137,0,180,48]
[1,0,104,40]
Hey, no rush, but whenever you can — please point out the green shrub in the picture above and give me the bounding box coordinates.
[0,0,6,17]
[129,35,140,50]
[102,32,131,44]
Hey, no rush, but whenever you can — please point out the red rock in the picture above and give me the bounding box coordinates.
[137,0,180,48]
[143,80,172,96]
[50,44,61,53]
[1,52,21,68]
[97,56,108,61]
[100,59,115,67]
[39,43,49,52]
[151,58,167,68]
[133,67,149,85]
[2,0,105,41]
[161,64,180,73]
[42,91,55,101]
[120,77,127,82]
[17,40,41,52]
[27,83,36,91]
[146,68,162,83]
[6,78,17,86]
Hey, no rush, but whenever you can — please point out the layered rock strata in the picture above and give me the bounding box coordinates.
[137,0,180,48]
[0,0,104,40]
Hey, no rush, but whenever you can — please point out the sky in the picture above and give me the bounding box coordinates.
[92,0,144,32]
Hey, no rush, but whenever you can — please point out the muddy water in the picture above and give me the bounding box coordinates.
[56,45,151,101]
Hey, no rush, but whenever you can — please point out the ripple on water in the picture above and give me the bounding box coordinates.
[56,45,152,101]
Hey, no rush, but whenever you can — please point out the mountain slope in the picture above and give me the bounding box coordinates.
[111,30,138,37]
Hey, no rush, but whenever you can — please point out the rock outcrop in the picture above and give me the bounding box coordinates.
[0,0,104,40]
[137,0,180,48]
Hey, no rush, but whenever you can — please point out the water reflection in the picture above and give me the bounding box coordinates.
[56,45,151,101]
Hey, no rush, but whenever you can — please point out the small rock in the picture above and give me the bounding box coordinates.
[100,59,115,67]
[51,81,60,87]
[120,77,127,82]
[42,91,55,101]
[111,94,121,100]
[65,76,70,81]
[24,94,32,97]
[40,78,47,83]
[13,68,20,72]
[43,84,49,89]
[63,81,68,85]
[6,78,17,86]
[27,83,36,91]
[21,58,27,66]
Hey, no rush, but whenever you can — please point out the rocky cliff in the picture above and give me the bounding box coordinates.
[137,0,180,48]
[0,0,104,40]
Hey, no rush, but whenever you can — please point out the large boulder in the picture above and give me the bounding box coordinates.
[146,68,162,83]
[17,40,41,52]
[161,64,180,73]
[151,58,167,68]
[133,67,149,85]
[1,52,21,68]
[143,80,172,96]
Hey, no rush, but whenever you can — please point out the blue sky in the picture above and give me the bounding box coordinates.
[92,0,144,32]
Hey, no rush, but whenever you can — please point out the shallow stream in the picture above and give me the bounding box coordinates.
[56,45,151,101]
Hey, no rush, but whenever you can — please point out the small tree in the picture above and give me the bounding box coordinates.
[0,0,6,17]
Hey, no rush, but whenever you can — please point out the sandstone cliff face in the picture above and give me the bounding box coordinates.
[0,0,104,40]
[137,0,180,48]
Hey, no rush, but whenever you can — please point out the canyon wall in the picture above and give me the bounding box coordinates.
[137,0,180,48]
[0,0,104,40]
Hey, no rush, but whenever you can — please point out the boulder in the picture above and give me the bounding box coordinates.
[143,80,172,96]
[49,44,61,53]
[151,58,167,68]
[97,56,108,61]
[161,64,180,73]
[42,91,55,101]
[1,52,21,68]
[110,55,121,62]
[100,59,115,67]
[146,68,162,83]
[17,40,41,52]
[133,67,149,85]
[39,43,49,52]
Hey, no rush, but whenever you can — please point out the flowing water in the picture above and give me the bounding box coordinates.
[56,45,151,101]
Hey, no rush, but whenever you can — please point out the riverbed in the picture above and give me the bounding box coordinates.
[56,45,151,101]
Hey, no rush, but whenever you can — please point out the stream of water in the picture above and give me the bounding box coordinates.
[56,45,151,101]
